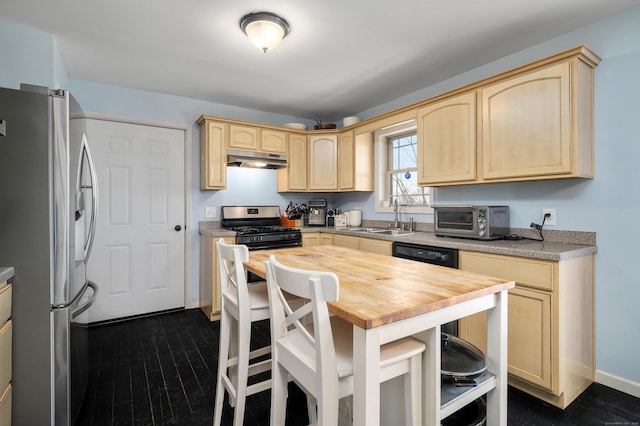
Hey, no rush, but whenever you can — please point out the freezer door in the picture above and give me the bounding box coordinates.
[52,281,96,426]
[52,307,71,426]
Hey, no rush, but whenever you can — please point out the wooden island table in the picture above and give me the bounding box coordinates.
[245,245,515,426]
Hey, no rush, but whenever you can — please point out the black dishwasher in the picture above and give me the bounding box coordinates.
[392,242,459,335]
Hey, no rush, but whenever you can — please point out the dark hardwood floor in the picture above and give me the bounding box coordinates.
[76,309,640,425]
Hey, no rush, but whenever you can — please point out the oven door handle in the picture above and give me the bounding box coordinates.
[247,242,302,251]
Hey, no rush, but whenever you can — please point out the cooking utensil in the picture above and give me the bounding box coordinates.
[441,333,488,379]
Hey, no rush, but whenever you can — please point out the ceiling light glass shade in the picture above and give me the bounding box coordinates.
[240,12,290,53]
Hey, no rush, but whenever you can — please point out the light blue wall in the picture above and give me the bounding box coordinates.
[2,6,640,387]
[0,23,55,89]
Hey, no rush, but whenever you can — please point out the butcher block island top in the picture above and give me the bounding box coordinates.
[246,245,515,425]
[245,245,515,330]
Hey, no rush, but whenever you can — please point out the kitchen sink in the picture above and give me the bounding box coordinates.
[368,229,415,236]
[346,227,415,236]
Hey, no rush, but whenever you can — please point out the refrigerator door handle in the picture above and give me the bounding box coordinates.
[71,280,98,319]
[80,133,99,263]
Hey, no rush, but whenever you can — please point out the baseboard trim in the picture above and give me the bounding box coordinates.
[596,370,640,398]
[88,307,185,327]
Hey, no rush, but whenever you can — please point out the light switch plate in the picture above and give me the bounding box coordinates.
[205,207,217,218]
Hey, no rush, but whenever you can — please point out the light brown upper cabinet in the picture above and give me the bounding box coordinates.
[417,91,478,185]
[308,134,338,191]
[277,132,308,191]
[339,131,374,191]
[482,62,576,180]
[199,119,227,190]
[418,46,600,186]
[229,124,287,153]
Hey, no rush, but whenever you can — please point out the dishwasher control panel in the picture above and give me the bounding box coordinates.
[392,242,458,269]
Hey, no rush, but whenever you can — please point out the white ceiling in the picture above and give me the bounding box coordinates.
[2,0,639,121]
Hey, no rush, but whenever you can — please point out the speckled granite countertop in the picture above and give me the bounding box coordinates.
[0,267,15,283]
[199,222,597,262]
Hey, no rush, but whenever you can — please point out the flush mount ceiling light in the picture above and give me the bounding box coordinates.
[240,11,290,53]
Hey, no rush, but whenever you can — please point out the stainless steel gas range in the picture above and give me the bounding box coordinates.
[221,205,302,250]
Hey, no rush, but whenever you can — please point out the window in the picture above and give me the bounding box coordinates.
[374,120,432,213]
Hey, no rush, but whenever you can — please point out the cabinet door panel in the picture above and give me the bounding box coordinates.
[460,251,555,291]
[339,131,355,190]
[332,234,359,249]
[199,236,235,320]
[482,63,570,179]
[359,238,392,256]
[229,124,258,150]
[200,121,226,189]
[320,234,334,245]
[288,133,308,190]
[508,287,552,391]
[309,135,338,190]
[261,129,287,153]
[302,233,320,247]
[418,91,477,185]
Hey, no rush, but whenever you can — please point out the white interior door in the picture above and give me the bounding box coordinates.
[85,119,185,322]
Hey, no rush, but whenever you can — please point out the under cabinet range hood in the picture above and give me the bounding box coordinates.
[227,149,287,169]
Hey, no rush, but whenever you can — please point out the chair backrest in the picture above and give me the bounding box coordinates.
[265,254,340,395]
[216,238,251,318]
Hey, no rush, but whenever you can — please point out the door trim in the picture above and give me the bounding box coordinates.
[70,111,194,308]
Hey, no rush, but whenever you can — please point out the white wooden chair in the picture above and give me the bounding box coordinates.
[213,238,272,426]
[265,254,426,426]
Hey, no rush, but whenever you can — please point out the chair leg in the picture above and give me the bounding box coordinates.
[306,393,317,424]
[213,309,231,426]
[233,316,252,426]
[317,383,339,426]
[271,361,289,426]
[404,354,422,426]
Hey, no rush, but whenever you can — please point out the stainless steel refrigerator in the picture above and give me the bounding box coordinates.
[0,84,99,425]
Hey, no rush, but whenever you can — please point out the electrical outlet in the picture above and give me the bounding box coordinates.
[205,207,217,219]
[542,208,556,226]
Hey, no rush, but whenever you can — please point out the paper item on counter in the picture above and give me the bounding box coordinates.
[334,214,348,228]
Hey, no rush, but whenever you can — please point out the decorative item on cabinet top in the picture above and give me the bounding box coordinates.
[313,120,336,130]
[283,122,307,130]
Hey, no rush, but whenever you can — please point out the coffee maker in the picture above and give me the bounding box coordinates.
[308,198,327,226]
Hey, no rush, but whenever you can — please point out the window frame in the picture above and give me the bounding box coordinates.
[374,120,434,214]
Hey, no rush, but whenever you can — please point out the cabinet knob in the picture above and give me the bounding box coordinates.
[175,225,182,231]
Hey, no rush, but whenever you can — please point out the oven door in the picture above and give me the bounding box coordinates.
[244,241,302,282]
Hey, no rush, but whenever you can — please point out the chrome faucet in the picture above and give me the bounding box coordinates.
[393,199,400,229]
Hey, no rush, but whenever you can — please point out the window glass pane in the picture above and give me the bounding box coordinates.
[389,171,430,205]
[386,132,429,206]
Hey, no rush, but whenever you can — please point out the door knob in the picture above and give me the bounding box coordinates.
[175,225,182,231]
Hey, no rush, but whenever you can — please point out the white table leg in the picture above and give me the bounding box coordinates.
[352,325,380,426]
[414,325,441,426]
[486,289,508,426]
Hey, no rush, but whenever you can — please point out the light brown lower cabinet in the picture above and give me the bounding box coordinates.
[0,281,11,426]
[332,234,392,255]
[199,236,235,321]
[0,384,11,426]
[302,233,320,247]
[320,234,334,246]
[457,250,594,408]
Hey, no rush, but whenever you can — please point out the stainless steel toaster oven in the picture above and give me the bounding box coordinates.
[434,206,510,240]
